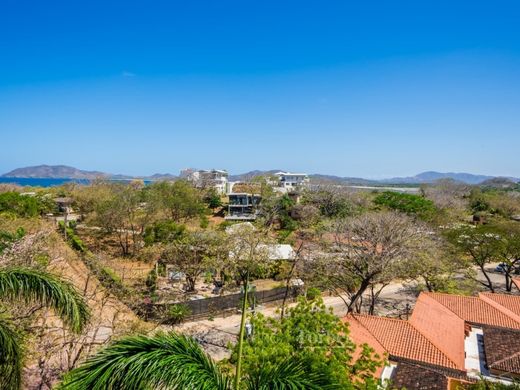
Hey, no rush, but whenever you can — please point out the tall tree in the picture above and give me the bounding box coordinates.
[0,268,89,390]
[494,222,520,292]
[445,225,502,293]
[161,230,225,292]
[318,212,423,313]
[148,180,205,222]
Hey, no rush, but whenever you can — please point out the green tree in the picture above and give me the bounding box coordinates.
[149,180,205,222]
[233,296,382,389]
[94,183,144,256]
[0,192,43,218]
[444,225,502,293]
[0,268,90,390]
[143,220,186,245]
[373,191,436,221]
[494,222,520,292]
[205,189,223,210]
[58,331,345,390]
[161,230,225,292]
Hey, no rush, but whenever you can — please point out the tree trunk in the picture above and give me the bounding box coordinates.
[480,265,495,293]
[347,278,371,313]
[185,276,196,292]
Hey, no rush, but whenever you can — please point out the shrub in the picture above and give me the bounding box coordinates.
[168,304,191,324]
[306,287,322,300]
[143,220,186,245]
[374,191,436,220]
[0,192,43,217]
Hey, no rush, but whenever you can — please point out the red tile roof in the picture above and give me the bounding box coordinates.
[345,315,387,378]
[410,294,466,370]
[479,293,520,321]
[423,292,520,330]
[347,314,462,370]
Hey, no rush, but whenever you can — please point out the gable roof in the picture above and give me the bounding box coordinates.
[410,294,466,370]
[347,314,462,370]
[479,292,520,320]
[423,292,520,330]
[482,326,520,376]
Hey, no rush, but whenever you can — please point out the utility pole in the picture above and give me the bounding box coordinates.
[234,271,250,390]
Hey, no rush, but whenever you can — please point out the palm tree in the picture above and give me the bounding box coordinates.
[0,267,90,390]
[58,332,340,390]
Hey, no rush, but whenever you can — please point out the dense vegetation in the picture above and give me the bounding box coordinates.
[0,177,519,388]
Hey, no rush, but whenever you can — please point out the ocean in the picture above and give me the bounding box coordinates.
[0,177,92,187]
[0,177,154,187]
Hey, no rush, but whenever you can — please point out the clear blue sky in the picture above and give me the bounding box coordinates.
[1,1,519,178]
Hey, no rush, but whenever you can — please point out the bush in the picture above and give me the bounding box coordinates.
[0,192,43,217]
[143,220,186,245]
[374,191,436,220]
[306,287,322,300]
[199,214,209,229]
[168,304,191,324]
[99,266,123,288]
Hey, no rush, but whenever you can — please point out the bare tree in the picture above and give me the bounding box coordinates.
[318,212,423,313]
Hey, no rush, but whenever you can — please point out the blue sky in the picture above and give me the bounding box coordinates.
[1,1,519,178]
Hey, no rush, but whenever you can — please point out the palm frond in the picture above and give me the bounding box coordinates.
[244,358,342,390]
[0,268,90,333]
[0,317,23,390]
[59,332,230,390]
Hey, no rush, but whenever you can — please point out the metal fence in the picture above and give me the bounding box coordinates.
[148,286,300,320]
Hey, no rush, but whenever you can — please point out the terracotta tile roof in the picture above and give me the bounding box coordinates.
[423,292,520,330]
[482,326,520,376]
[344,315,387,378]
[410,294,466,370]
[348,314,461,370]
[479,293,520,320]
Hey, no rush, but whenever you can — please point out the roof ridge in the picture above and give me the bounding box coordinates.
[352,313,408,323]
[424,291,480,301]
[478,293,520,325]
[488,350,520,369]
[353,313,460,370]
[407,319,462,370]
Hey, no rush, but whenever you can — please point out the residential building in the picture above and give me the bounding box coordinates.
[225,193,261,221]
[185,169,229,194]
[274,171,309,192]
[344,292,520,388]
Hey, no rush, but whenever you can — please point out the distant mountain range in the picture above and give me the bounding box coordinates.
[2,165,518,185]
[1,165,175,181]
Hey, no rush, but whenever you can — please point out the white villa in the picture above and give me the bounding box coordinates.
[274,171,309,192]
[185,169,229,194]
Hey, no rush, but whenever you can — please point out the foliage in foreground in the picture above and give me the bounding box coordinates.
[231,296,382,389]
[58,331,343,390]
[0,268,90,390]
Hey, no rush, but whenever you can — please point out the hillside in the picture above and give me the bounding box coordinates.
[2,165,109,179]
[3,165,518,185]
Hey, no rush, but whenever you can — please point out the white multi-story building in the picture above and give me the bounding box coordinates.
[274,171,309,192]
[185,169,229,194]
